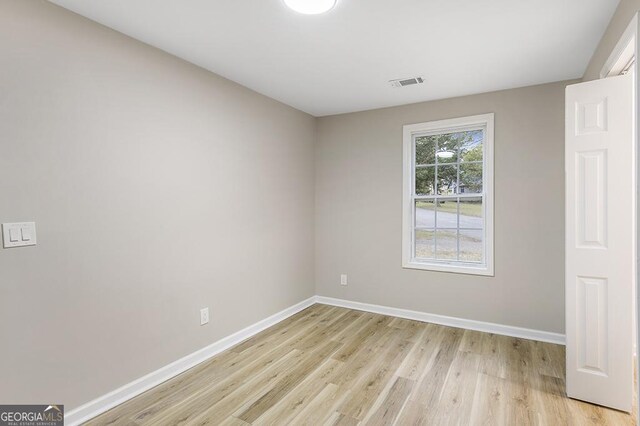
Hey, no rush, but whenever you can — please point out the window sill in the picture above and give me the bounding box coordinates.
[403,260,494,276]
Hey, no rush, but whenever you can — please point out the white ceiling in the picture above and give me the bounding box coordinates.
[50,0,619,116]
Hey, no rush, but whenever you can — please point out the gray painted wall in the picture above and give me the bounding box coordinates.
[315,81,572,334]
[0,1,315,409]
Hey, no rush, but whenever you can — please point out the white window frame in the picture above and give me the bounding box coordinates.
[402,113,494,276]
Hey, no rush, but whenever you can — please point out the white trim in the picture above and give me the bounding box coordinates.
[65,294,565,424]
[64,296,316,426]
[402,113,495,276]
[315,296,565,345]
[600,13,638,78]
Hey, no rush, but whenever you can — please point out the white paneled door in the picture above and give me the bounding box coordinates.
[566,73,635,412]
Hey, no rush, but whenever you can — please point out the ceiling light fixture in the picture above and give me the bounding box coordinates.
[436,150,455,159]
[284,0,337,15]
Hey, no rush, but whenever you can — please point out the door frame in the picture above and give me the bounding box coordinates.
[599,11,639,421]
[600,13,637,80]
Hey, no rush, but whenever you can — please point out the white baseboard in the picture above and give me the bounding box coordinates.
[64,296,316,426]
[315,296,566,345]
[66,294,564,424]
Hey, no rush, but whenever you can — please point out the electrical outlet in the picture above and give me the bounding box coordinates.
[200,307,209,325]
[340,274,348,286]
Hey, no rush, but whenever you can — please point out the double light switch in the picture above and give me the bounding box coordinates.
[2,222,37,248]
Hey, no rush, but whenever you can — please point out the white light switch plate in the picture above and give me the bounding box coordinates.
[200,307,210,325]
[340,274,348,286]
[2,222,37,248]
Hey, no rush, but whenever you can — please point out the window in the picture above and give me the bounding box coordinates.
[402,114,494,275]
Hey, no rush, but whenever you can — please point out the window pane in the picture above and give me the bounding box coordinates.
[459,229,483,262]
[415,229,435,259]
[459,162,482,194]
[460,130,483,163]
[435,229,457,260]
[415,136,436,165]
[415,166,435,195]
[415,200,435,228]
[437,164,458,195]
[459,197,483,229]
[406,118,491,271]
[435,200,458,229]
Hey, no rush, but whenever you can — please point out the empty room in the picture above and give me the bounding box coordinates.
[2,0,640,425]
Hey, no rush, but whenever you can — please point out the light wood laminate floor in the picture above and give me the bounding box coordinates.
[87,304,635,425]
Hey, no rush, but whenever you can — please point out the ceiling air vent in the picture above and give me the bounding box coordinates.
[389,76,425,88]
